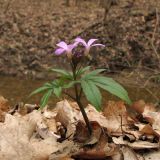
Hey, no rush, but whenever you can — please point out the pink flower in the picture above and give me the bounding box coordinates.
[55,41,76,58]
[75,38,105,56]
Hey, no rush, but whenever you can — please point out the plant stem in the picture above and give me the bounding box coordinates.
[71,61,92,135]
[76,99,92,135]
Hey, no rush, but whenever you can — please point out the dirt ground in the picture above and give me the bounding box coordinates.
[0,0,160,85]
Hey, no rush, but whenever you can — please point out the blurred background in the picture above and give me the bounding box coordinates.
[0,0,159,106]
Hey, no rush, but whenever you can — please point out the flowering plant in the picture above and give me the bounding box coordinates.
[31,37,131,134]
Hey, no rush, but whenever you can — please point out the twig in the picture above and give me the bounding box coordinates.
[120,115,124,136]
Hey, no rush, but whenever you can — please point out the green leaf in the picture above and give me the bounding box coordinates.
[29,83,52,97]
[54,87,62,98]
[89,76,128,95]
[82,69,106,79]
[63,81,76,89]
[51,68,73,80]
[81,80,102,111]
[92,77,132,105]
[76,66,91,77]
[40,89,53,109]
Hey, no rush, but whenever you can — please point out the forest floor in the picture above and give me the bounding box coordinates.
[0,0,160,87]
[0,1,160,159]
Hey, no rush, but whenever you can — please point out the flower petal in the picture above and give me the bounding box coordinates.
[75,37,87,46]
[55,48,65,55]
[92,44,105,47]
[68,44,75,50]
[56,41,68,49]
[87,39,98,46]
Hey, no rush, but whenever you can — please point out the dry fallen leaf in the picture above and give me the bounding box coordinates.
[143,150,160,160]
[73,121,90,143]
[73,133,118,159]
[113,136,159,149]
[1,99,159,160]
[103,101,131,134]
[0,96,10,112]
[141,105,160,137]
[121,146,139,160]
[131,100,146,114]
[49,141,79,160]
[56,100,135,137]
[0,111,61,160]
[135,123,155,135]
[0,96,10,122]
[55,100,79,138]
[74,121,102,144]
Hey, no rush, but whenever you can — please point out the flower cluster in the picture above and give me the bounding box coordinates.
[55,37,105,59]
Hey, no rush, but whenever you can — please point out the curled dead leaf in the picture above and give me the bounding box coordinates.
[0,96,10,122]
[0,96,10,112]
[113,136,159,149]
[131,100,146,114]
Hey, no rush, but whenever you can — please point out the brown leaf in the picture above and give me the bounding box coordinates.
[56,100,133,137]
[55,100,79,138]
[113,136,159,149]
[135,123,155,135]
[84,121,102,146]
[0,111,60,160]
[152,115,160,137]
[0,96,10,112]
[83,104,109,128]
[73,132,119,159]
[46,118,57,133]
[103,101,130,134]
[49,141,79,160]
[74,141,118,159]
[73,121,90,143]
[142,104,157,123]
[74,121,102,145]
[0,96,10,122]
[143,150,160,160]
[142,105,160,137]
[131,100,145,114]
[121,146,139,160]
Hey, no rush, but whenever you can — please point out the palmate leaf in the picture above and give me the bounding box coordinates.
[40,89,53,109]
[90,76,132,105]
[51,79,63,98]
[53,87,62,98]
[29,83,52,97]
[89,76,128,95]
[81,80,102,111]
[83,69,106,79]
[63,81,79,89]
[51,68,73,80]
[76,66,91,77]
[30,80,62,109]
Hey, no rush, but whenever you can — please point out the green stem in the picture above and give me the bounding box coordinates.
[71,61,92,135]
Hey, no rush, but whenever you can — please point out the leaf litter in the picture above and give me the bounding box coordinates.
[0,97,160,159]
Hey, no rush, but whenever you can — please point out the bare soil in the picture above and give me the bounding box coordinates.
[0,0,160,85]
